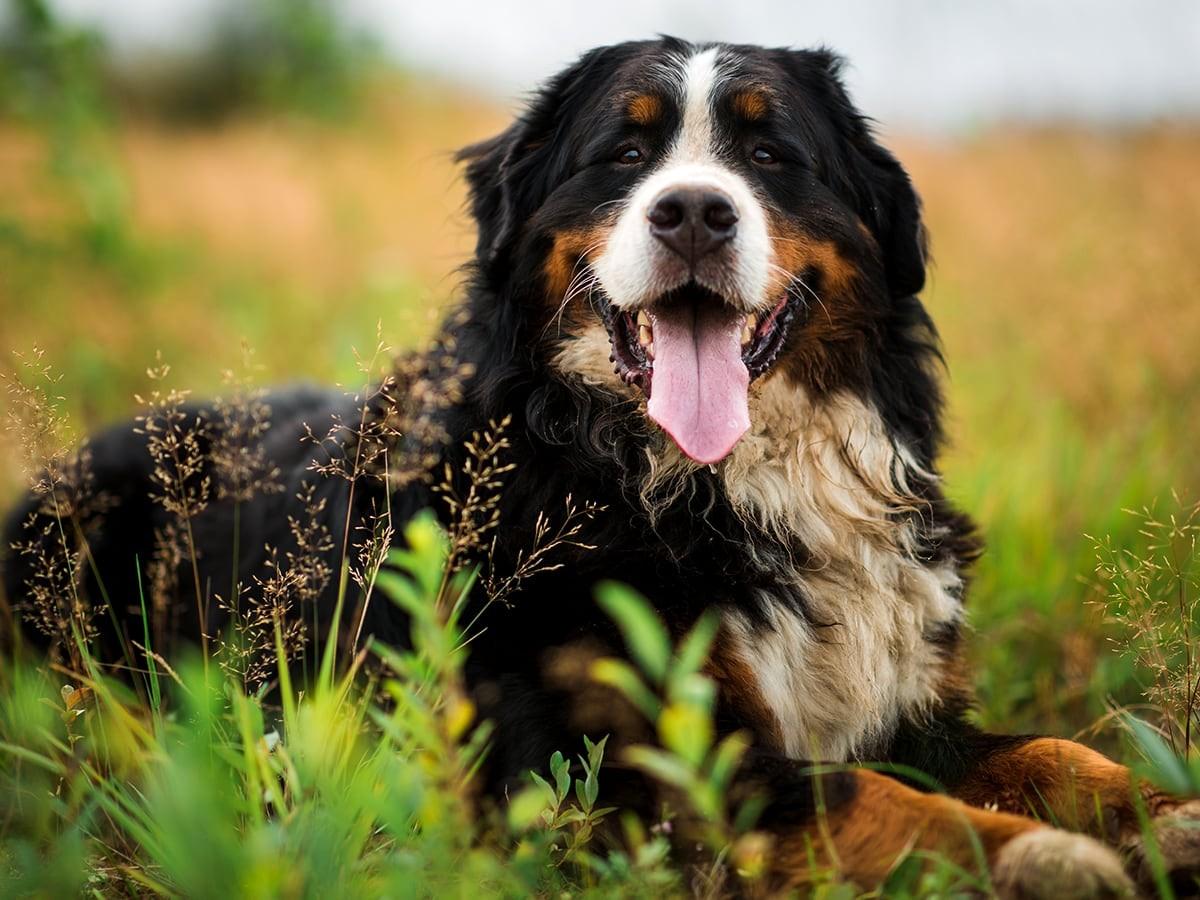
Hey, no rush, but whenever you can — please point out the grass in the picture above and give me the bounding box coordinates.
[2,7,1200,894]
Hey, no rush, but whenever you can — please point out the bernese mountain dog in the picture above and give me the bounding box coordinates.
[5,37,1200,895]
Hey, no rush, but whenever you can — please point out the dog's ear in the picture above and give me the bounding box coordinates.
[847,121,928,298]
[785,49,928,298]
[457,46,616,269]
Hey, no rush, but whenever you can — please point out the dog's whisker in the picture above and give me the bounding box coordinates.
[539,249,605,341]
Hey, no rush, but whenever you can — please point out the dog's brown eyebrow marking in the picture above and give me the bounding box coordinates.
[731,88,770,122]
[625,93,663,125]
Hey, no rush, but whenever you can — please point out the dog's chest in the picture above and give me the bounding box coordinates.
[712,385,963,761]
[723,554,960,762]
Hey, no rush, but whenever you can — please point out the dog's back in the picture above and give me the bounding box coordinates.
[2,385,363,661]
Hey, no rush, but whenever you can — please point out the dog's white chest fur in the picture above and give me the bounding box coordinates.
[714,379,962,762]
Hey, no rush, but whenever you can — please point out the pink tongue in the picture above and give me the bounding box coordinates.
[646,303,750,465]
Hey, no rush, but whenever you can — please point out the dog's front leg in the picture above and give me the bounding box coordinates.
[950,735,1200,891]
[738,757,1130,896]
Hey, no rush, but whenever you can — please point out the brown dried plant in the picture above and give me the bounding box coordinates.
[481,494,603,608]
[1091,491,1200,757]
[304,321,474,492]
[434,415,516,586]
[385,321,475,491]
[145,517,184,655]
[135,353,213,665]
[304,325,400,490]
[212,343,282,505]
[216,481,334,690]
[348,497,395,651]
[3,349,108,668]
[209,343,284,670]
[306,321,474,654]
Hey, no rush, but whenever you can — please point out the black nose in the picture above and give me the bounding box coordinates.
[647,188,738,265]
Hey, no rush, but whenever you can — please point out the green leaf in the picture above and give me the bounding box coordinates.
[709,731,750,792]
[384,511,451,610]
[574,755,600,812]
[590,658,661,722]
[508,786,549,832]
[556,808,588,825]
[529,771,558,809]
[880,852,924,896]
[658,701,712,767]
[583,733,608,772]
[674,611,719,677]
[596,582,671,684]
[1125,713,1196,795]
[550,751,571,802]
[584,764,599,810]
[624,746,694,791]
[665,671,715,711]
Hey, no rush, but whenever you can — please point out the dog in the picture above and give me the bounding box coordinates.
[5,37,1200,895]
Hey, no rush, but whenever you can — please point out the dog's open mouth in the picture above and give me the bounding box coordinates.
[596,285,798,464]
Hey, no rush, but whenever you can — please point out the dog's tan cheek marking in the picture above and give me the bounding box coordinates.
[542,225,612,309]
[764,216,875,392]
[767,215,862,305]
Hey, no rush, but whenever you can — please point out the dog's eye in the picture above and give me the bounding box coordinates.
[751,147,777,165]
[617,147,644,165]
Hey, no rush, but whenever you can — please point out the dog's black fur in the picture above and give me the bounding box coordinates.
[5,38,1159,888]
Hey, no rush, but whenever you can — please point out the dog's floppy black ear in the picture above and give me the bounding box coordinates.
[457,45,617,268]
[457,123,525,265]
[788,49,928,298]
[848,123,928,298]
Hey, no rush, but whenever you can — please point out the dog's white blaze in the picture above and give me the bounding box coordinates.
[673,46,723,164]
[643,377,962,761]
[592,46,772,313]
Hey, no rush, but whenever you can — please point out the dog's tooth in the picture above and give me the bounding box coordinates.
[636,309,650,329]
[741,320,754,347]
[646,341,655,360]
[638,324,653,347]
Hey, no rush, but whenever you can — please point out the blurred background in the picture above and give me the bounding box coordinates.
[1,0,1198,745]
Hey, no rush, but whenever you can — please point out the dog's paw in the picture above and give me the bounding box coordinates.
[993,828,1134,899]
[1123,798,1200,895]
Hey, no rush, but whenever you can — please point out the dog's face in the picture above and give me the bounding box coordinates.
[462,38,927,465]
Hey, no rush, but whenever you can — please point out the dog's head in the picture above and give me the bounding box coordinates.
[460,38,928,466]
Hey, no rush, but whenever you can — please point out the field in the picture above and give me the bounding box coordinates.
[5,90,1199,736]
[2,15,1200,894]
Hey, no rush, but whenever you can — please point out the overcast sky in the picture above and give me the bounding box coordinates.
[48,0,1200,131]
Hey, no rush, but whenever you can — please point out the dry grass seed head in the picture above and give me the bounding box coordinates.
[435,415,515,574]
[1091,492,1200,753]
[482,494,604,608]
[3,349,110,664]
[134,355,211,522]
[213,343,283,503]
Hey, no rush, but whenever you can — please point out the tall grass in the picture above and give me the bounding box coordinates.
[2,349,1191,896]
